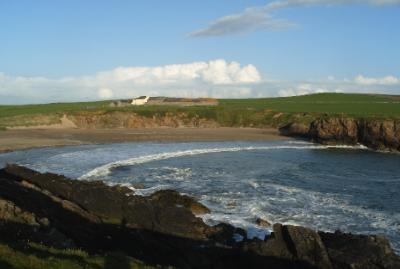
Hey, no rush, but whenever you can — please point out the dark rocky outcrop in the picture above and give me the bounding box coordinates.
[0,164,212,241]
[319,231,400,269]
[255,217,271,228]
[279,118,400,151]
[0,164,399,268]
[244,224,332,269]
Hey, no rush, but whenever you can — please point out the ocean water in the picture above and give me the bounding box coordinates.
[0,140,399,252]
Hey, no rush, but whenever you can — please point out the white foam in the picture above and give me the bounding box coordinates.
[200,213,271,241]
[248,180,260,189]
[199,182,399,252]
[233,233,244,242]
[152,166,193,181]
[130,184,171,196]
[79,144,367,180]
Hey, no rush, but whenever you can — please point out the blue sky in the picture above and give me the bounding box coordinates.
[0,0,399,104]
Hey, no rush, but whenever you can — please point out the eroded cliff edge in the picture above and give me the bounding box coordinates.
[280,117,400,152]
[0,164,399,269]
[68,112,400,152]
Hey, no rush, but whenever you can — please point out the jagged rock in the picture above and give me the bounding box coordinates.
[309,118,359,145]
[148,189,210,215]
[285,225,333,269]
[279,118,400,151]
[279,122,310,137]
[319,231,400,269]
[0,164,399,269]
[1,164,212,240]
[358,119,400,151]
[244,224,333,268]
[0,199,74,249]
[209,223,247,245]
[244,223,294,260]
[255,217,271,228]
[0,199,41,226]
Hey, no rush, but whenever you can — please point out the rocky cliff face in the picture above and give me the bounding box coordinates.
[280,118,400,151]
[68,111,219,129]
[0,164,399,268]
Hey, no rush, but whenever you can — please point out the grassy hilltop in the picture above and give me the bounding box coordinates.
[0,93,399,129]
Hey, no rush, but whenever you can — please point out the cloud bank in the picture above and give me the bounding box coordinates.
[0,60,399,104]
[354,75,399,85]
[190,0,400,37]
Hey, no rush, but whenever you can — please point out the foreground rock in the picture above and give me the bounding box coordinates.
[280,117,400,151]
[0,164,399,268]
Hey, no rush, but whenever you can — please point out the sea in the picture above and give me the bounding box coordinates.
[0,140,399,252]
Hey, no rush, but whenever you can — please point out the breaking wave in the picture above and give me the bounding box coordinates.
[2,140,397,253]
[79,144,367,180]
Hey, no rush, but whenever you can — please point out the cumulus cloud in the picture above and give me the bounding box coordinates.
[189,0,400,37]
[1,60,399,104]
[0,60,261,104]
[354,75,400,85]
[277,83,331,97]
[91,59,261,86]
[98,88,114,99]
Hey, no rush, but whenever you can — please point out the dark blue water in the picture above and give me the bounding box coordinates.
[0,141,399,251]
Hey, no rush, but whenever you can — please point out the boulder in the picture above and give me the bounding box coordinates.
[319,231,400,269]
[244,224,333,269]
[149,189,210,215]
[285,225,333,269]
[279,122,310,137]
[255,217,271,228]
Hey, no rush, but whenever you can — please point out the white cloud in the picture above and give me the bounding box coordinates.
[189,0,400,37]
[189,8,295,37]
[92,59,260,86]
[277,83,339,97]
[98,88,114,99]
[0,60,399,104]
[0,60,261,104]
[354,75,400,85]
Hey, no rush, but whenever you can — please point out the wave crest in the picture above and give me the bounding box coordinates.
[79,144,367,180]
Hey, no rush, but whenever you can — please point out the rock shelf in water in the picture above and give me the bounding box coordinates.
[0,164,399,269]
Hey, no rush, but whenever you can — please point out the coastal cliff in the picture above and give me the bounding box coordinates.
[280,118,400,151]
[3,109,399,152]
[68,111,219,128]
[0,164,399,269]
[69,112,400,151]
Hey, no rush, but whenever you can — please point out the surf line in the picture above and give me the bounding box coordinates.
[79,144,366,179]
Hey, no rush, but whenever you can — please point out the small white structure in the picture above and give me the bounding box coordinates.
[131,96,150,105]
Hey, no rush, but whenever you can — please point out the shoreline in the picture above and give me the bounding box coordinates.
[0,127,288,153]
[1,164,398,268]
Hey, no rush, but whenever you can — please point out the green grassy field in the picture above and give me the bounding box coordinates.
[0,93,399,128]
[219,93,400,116]
[0,241,158,269]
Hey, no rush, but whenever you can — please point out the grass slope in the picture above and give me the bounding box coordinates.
[0,241,158,269]
[220,93,400,116]
[0,93,399,128]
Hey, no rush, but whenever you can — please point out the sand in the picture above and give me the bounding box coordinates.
[0,127,288,153]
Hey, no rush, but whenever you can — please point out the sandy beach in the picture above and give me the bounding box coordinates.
[0,127,288,153]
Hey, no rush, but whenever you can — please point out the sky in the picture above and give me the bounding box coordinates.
[0,0,399,104]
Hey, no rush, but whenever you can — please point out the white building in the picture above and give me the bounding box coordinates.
[131,96,150,105]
